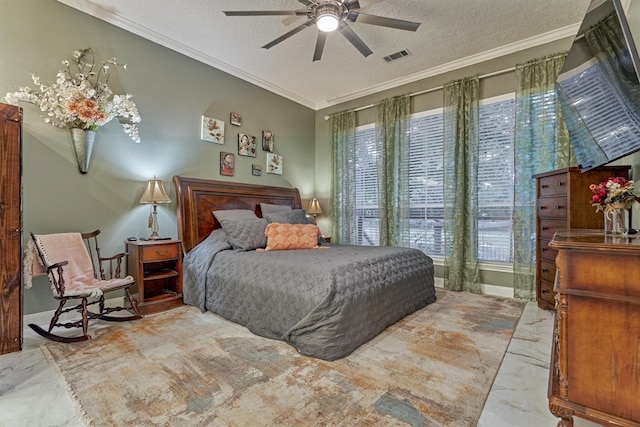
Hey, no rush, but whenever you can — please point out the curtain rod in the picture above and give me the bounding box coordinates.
[324,66,516,120]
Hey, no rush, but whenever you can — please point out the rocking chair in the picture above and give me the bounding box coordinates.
[28,229,142,343]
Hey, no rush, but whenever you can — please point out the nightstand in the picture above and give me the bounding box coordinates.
[126,239,183,314]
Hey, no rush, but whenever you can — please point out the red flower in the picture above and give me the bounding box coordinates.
[589,176,639,212]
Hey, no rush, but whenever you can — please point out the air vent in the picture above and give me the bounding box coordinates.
[383,49,411,63]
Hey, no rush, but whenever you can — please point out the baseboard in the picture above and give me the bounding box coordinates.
[481,283,514,298]
[434,277,514,299]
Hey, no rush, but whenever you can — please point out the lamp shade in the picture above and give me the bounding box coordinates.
[140,178,171,204]
[307,198,323,215]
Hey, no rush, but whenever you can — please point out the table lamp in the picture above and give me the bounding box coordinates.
[307,198,323,217]
[139,176,171,239]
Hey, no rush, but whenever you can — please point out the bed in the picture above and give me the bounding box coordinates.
[174,176,436,360]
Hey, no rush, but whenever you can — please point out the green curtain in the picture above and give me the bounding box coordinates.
[513,53,572,301]
[585,12,640,107]
[443,76,481,293]
[330,110,357,244]
[375,94,411,246]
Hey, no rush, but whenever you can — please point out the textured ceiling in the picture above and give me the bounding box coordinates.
[57,0,592,109]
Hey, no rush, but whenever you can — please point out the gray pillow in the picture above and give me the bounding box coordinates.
[213,209,257,223]
[219,218,268,250]
[264,209,308,224]
[260,203,292,215]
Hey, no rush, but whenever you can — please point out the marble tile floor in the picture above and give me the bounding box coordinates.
[0,302,604,427]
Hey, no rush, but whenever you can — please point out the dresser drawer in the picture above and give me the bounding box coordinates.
[539,219,568,239]
[538,279,556,306]
[539,238,558,261]
[540,260,556,283]
[142,244,179,261]
[538,174,568,197]
[537,196,568,218]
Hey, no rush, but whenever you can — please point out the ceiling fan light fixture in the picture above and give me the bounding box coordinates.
[316,4,340,32]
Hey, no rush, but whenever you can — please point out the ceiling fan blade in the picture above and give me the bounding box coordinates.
[338,23,373,57]
[262,20,315,50]
[298,0,313,5]
[344,0,361,10]
[224,10,307,17]
[347,12,421,31]
[313,31,327,62]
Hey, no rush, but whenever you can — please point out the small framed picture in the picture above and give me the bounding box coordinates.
[262,130,274,152]
[220,152,235,176]
[252,164,262,176]
[238,133,257,157]
[201,116,224,144]
[230,112,242,126]
[267,153,283,175]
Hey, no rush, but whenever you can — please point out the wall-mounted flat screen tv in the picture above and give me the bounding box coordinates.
[557,0,640,172]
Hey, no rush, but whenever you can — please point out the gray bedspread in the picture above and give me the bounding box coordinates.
[183,230,436,360]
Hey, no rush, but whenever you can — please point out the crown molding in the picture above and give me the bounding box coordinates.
[321,23,580,108]
[56,0,580,111]
[55,0,317,109]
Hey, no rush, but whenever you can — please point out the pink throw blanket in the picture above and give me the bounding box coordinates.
[26,233,132,298]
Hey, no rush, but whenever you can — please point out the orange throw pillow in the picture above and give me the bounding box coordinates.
[263,223,320,251]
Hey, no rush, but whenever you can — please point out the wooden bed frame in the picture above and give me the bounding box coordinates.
[173,176,302,253]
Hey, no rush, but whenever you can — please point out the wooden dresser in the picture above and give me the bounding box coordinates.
[0,103,22,355]
[549,230,640,426]
[533,166,630,310]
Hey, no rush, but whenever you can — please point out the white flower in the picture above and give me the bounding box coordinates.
[1,48,141,143]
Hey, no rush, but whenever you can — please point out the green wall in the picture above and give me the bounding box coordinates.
[1,0,316,314]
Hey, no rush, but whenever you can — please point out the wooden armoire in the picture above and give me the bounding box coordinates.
[0,103,23,354]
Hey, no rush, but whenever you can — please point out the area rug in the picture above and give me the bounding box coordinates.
[42,288,525,427]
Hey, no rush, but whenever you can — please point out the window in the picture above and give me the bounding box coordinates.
[354,96,515,263]
[477,97,515,262]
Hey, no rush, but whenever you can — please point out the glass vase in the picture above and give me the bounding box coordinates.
[605,207,627,235]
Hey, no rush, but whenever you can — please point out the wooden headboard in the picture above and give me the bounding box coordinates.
[173,176,302,253]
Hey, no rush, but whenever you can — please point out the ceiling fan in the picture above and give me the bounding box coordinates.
[223,0,421,61]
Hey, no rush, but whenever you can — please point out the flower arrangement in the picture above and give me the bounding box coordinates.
[589,176,640,213]
[2,48,141,143]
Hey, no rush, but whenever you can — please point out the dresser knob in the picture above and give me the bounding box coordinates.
[542,289,547,293]
[542,226,549,230]
[155,249,168,256]
[555,205,564,210]
[541,184,549,189]
[540,206,548,210]
[542,268,549,273]
[557,181,564,186]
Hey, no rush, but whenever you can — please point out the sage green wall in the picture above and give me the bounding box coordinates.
[1,0,316,314]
